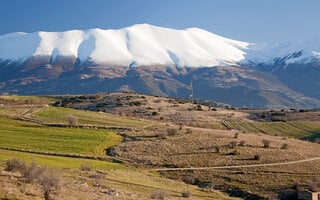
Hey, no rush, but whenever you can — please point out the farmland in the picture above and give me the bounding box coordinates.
[33,106,151,128]
[0,117,121,156]
[222,120,320,140]
[1,94,320,199]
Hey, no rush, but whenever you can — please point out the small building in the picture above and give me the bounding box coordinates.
[298,190,320,200]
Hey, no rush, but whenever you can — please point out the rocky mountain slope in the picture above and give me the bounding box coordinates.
[0,24,319,109]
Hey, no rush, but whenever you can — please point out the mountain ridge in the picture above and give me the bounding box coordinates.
[0,24,320,109]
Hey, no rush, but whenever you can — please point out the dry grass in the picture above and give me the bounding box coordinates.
[115,127,320,168]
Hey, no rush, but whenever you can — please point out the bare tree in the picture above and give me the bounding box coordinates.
[262,139,271,148]
[38,169,60,200]
[67,115,78,126]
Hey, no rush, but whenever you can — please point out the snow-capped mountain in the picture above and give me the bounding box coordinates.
[0,24,250,67]
[0,24,319,109]
[1,24,319,68]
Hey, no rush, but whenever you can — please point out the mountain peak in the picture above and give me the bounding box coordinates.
[0,24,250,67]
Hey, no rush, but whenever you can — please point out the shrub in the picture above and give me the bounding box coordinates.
[214,145,221,153]
[228,150,239,155]
[254,154,261,160]
[80,163,93,171]
[262,139,271,148]
[229,141,237,148]
[195,105,203,111]
[23,160,45,183]
[234,132,239,139]
[281,143,289,149]
[155,132,167,139]
[182,175,195,184]
[67,115,78,126]
[185,128,192,134]
[151,190,167,199]
[89,172,105,187]
[5,158,26,172]
[308,177,320,192]
[152,111,158,116]
[181,190,191,198]
[153,99,161,103]
[167,128,177,136]
[38,169,60,200]
[239,140,246,146]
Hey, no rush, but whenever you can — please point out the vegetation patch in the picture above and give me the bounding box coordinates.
[0,117,121,156]
[34,106,151,128]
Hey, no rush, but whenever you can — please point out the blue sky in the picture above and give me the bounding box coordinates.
[0,0,319,43]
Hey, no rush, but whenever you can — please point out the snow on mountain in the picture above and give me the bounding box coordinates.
[0,24,319,68]
[0,24,250,67]
[242,38,320,66]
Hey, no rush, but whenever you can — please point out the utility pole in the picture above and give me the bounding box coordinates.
[189,80,193,104]
[188,80,194,121]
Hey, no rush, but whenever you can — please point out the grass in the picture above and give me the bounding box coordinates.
[223,121,320,140]
[0,107,33,117]
[106,170,239,200]
[0,149,123,170]
[0,117,122,156]
[34,106,151,128]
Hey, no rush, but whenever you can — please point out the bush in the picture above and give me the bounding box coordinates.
[214,145,221,153]
[254,154,261,160]
[23,160,45,183]
[167,128,177,136]
[228,150,239,155]
[195,105,203,111]
[151,190,167,199]
[185,128,192,134]
[89,172,105,187]
[38,169,60,200]
[5,158,26,172]
[80,163,93,171]
[67,115,78,126]
[234,132,239,139]
[182,174,196,184]
[181,190,191,198]
[281,143,289,149]
[239,140,246,146]
[308,177,320,192]
[262,139,271,148]
[152,111,158,116]
[5,159,60,200]
[229,141,237,148]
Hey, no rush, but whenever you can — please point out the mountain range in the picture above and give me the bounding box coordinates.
[0,24,319,109]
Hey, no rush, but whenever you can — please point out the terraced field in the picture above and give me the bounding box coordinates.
[0,117,121,156]
[34,106,152,128]
[222,121,320,140]
[0,149,123,170]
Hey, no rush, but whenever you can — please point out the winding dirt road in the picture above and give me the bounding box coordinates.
[149,157,320,171]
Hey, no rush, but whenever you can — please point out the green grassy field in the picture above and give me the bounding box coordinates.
[223,121,320,140]
[0,149,123,170]
[34,106,151,128]
[0,117,122,156]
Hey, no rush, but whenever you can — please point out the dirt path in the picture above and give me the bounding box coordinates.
[149,157,320,171]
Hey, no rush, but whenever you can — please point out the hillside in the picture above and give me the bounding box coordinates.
[1,94,319,199]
